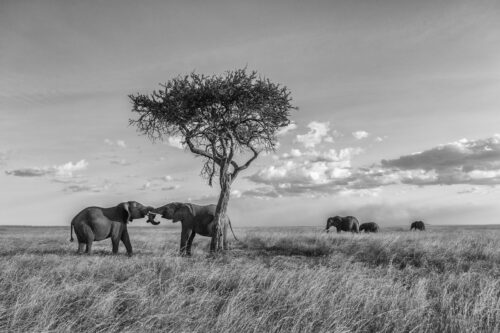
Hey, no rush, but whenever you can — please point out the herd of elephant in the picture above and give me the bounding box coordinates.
[325,216,425,233]
[69,200,425,257]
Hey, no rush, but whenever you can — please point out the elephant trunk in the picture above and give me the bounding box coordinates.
[146,212,161,225]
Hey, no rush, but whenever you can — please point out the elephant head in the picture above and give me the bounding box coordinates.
[325,216,341,232]
[171,203,194,223]
[147,202,194,224]
[118,201,154,223]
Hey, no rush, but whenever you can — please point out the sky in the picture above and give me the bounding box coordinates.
[1,0,500,227]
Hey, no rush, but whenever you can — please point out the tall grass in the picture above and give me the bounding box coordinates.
[1,226,500,332]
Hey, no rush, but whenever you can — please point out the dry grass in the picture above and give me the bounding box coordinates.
[1,225,500,332]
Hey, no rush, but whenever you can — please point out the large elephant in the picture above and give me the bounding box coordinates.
[70,201,154,256]
[359,222,380,233]
[147,202,238,255]
[410,220,425,231]
[326,216,359,233]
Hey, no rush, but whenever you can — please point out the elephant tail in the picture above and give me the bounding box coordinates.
[228,218,240,242]
[70,222,74,242]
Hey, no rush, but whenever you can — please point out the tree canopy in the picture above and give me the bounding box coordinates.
[129,68,296,186]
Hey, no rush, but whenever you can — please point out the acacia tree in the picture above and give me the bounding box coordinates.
[129,68,295,251]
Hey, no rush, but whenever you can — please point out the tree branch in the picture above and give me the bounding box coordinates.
[232,146,259,180]
[185,136,221,165]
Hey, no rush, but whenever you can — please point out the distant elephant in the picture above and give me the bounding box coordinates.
[70,201,154,256]
[359,222,380,233]
[326,216,359,233]
[410,220,425,231]
[147,202,238,255]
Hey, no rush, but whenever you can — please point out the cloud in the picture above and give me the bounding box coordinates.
[167,136,184,149]
[54,160,88,177]
[104,139,127,148]
[381,135,500,185]
[295,121,334,148]
[231,189,242,198]
[352,130,370,140]
[63,180,111,193]
[241,187,280,199]
[248,147,362,196]
[162,185,180,191]
[277,123,298,136]
[116,140,126,148]
[5,168,48,177]
[247,134,500,197]
[139,175,180,191]
[6,160,88,178]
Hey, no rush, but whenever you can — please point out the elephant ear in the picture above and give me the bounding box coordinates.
[119,202,132,223]
[173,203,194,222]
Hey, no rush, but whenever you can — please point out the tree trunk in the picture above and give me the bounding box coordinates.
[211,169,231,252]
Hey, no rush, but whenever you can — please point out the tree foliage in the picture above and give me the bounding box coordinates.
[129,68,296,186]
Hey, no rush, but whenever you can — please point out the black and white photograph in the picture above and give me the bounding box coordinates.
[1,0,500,332]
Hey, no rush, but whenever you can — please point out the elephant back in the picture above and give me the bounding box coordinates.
[411,220,425,230]
[360,222,379,232]
[343,216,359,232]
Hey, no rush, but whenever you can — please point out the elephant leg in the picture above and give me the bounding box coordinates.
[77,243,85,254]
[121,230,133,256]
[186,231,196,256]
[180,227,191,255]
[85,231,95,255]
[112,237,120,254]
[85,240,93,255]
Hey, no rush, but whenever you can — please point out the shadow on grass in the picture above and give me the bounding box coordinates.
[243,237,332,257]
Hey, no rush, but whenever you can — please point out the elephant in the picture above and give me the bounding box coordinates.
[410,220,425,231]
[70,201,154,256]
[326,216,359,233]
[359,222,380,233]
[147,202,238,255]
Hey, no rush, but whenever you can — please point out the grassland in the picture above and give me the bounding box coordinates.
[1,224,500,332]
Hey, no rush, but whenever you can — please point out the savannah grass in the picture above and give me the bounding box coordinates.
[1,225,500,332]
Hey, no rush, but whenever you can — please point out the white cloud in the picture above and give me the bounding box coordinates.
[64,180,111,193]
[162,185,180,191]
[140,175,180,191]
[167,136,184,149]
[248,146,361,196]
[296,121,333,148]
[116,140,127,148]
[352,130,369,140]
[104,139,127,148]
[381,134,500,185]
[231,189,242,198]
[246,134,500,197]
[6,160,88,178]
[54,160,88,177]
[277,123,298,136]
[375,136,384,143]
